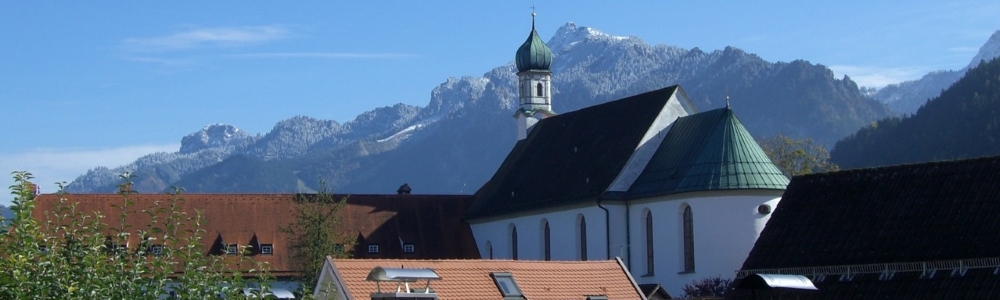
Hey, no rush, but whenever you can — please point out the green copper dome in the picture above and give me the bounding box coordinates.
[515,18,552,73]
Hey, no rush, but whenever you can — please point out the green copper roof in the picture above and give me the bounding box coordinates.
[515,20,552,73]
[626,107,789,198]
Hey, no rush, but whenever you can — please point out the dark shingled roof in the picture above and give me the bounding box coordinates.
[727,155,1000,299]
[467,86,681,219]
[626,107,788,198]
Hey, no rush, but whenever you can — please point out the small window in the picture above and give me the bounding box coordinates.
[683,205,695,272]
[150,244,163,256]
[490,272,524,298]
[403,244,415,253]
[226,244,239,255]
[645,210,654,275]
[510,225,518,260]
[107,243,127,254]
[536,82,544,97]
[368,244,380,254]
[579,215,588,261]
[542,220,551,261]
[260,244,273,255]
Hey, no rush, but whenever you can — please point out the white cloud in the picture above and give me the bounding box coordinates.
[828,65,932,88]
[0,144,178,205]
[122,26,290,52]
[235,52,417,59]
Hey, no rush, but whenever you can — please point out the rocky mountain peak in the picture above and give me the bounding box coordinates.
[179,124,249,154]
[967,30,1000,69]
[548,22,641,54]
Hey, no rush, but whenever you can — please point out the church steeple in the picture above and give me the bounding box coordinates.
[513,11,555,140]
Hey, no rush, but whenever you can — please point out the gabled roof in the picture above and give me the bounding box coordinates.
[639,283,674,299]
[467,86,682,219]
[32,193,479,277]
[625,107,788,198]
[728,155,1000,299]
[321,258,645,300]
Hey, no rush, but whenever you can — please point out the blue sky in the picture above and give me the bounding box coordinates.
[2,1,999,202]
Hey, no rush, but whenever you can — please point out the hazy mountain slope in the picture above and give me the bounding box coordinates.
[831,58,1000,169]
[66,23,891,194]
[169,154,301,193]
[873,30,1000,115]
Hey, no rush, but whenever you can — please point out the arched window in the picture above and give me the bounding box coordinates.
[536,82,544,97]
[578,215,588,261]
[543,220,551,261]
[683,205,695,272]
[485,241,493,259]
[645,210,654,275]
[509,224,519,260]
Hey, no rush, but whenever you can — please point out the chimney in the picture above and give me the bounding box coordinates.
[396,183,412,195]
[25,183,39,195]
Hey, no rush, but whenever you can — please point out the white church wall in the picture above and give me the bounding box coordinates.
[469,202,625,261]
[627,190,782,296]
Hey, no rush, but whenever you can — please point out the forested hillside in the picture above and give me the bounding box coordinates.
[831,58,1000,169]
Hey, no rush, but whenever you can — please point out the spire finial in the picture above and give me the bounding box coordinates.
[724,86,731,108]
[531,5,537,28]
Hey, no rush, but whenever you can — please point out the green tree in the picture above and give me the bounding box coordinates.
[0,171,273,299]
[280,180,355,292]
[758,135,839,178]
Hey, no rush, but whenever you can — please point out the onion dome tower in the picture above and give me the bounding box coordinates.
[514,11,555,140]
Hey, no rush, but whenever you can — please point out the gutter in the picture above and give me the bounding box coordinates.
[625,199,631,270]
[596,197,611,260]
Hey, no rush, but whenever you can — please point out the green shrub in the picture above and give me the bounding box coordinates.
[0,171,274,299]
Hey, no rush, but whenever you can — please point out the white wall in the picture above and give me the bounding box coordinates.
[468,202,625,262]
[627,190,782,296]
[468,189,782,297]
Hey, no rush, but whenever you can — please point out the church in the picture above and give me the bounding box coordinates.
[463,14,789,294]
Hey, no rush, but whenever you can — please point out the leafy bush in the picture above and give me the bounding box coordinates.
[681,275,733,298]
[0,171,273,299]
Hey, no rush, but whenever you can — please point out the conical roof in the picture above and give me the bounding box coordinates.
[626,107,789,198]
[515,16,552,73]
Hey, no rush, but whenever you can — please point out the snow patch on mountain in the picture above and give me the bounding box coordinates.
[548,22,642,54]
[180,124,252,154]
[377,115,442,143]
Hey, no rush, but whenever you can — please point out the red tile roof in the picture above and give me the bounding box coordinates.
[325,258,646,300]
[32,193,479,277]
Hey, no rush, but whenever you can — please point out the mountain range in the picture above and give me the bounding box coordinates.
[831,56,1000,168]
[871,30,1000,115]
[69,22,984,194]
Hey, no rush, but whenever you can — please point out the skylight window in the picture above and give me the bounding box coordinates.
[403,244,415,253]
[260,244,273,255]
[368,244,380,254]
[226,244,239,255]
[490,272,524,298]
